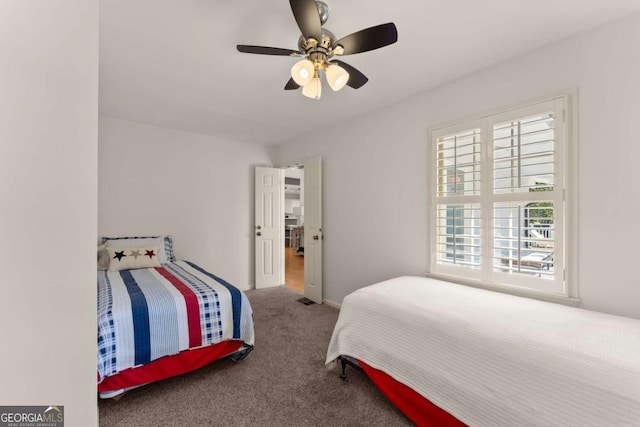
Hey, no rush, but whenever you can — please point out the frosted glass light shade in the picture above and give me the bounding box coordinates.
[302,76,322,100]
[291,59,314,86]
[325,64,349,91]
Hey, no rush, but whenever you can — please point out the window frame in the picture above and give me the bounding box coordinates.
[428,91,579,304]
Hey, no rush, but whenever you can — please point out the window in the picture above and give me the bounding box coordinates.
[430,95,574,297]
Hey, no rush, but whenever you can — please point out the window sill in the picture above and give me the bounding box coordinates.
[424,272,580,307]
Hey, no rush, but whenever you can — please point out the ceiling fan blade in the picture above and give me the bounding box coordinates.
[284,78,300,90]
[289,0,322,41]
[333,23,398,55]
[331,60,368,89]
[237,45,301,56]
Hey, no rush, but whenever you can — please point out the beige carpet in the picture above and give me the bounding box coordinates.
[98,285,412,426]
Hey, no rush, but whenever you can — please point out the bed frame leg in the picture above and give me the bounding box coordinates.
[339,356,348,380]
[230,344,254,362]
[111,393,125,402]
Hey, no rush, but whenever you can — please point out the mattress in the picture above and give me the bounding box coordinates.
[98,260,254,386]
[326,276,640,426]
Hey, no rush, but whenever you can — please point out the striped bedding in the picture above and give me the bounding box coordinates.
[97,261,254,383]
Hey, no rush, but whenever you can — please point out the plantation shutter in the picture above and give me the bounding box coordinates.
[433,126,483,276]
[431,96,568,296]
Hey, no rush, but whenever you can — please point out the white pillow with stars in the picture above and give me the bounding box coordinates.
[107,246,161,272]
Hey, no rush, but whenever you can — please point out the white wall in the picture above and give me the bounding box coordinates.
[0,2,98,426]
[275,13,640,319]
[99,116,273,288]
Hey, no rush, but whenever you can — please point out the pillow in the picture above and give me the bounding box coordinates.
[101,235,175,263]
[106,237,166,263]
[97,243,110,271]
[163,235,175,262]
[107,246,161,272]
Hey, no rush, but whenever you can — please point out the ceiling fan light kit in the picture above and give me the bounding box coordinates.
[325,63,349,91]
[301,74,322,99]
[237,0,398,100]
[291,58,349,97]
[291,59,315,86]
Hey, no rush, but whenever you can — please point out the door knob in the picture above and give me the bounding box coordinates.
[313,235,319,240]
[256,225,262,230]
[256,232,262,236]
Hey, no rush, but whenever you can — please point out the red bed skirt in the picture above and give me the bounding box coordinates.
[98,340,243,396]
[358,359,466,427]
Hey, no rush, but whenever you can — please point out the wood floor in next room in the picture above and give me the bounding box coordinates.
[284,246,304,294]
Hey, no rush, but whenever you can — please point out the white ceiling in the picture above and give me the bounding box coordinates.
[99,0,640,146]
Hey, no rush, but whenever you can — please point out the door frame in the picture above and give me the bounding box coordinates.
[278,157,322,302]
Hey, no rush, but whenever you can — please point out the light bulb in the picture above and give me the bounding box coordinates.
[302,76,322,100]
[291,59,314,86]
[325,64,349,91]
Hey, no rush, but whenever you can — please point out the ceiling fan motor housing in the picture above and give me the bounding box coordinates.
[297,1,336,65]
[298,28,335,54]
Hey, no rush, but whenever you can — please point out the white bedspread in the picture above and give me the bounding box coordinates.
[326,276,640,426]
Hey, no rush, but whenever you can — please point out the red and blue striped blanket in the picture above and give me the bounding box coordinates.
[97,261,254,383]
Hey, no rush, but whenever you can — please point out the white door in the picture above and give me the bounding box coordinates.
[255,167,284,288]
[303,157,322,303]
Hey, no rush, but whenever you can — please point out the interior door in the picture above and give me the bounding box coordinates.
[255,167,284,288]
[303,157,322,303]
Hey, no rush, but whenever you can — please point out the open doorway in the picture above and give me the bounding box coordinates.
[255,158,321,302]
[284,166,304,293]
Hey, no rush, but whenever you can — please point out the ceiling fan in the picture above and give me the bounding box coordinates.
[236,0,398,100]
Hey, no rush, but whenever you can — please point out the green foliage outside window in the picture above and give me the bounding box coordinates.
[528,184,553,224]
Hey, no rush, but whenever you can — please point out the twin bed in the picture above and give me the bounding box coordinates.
[97,237,640,426]
[326,276,640,426]
[97,236,254,398]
